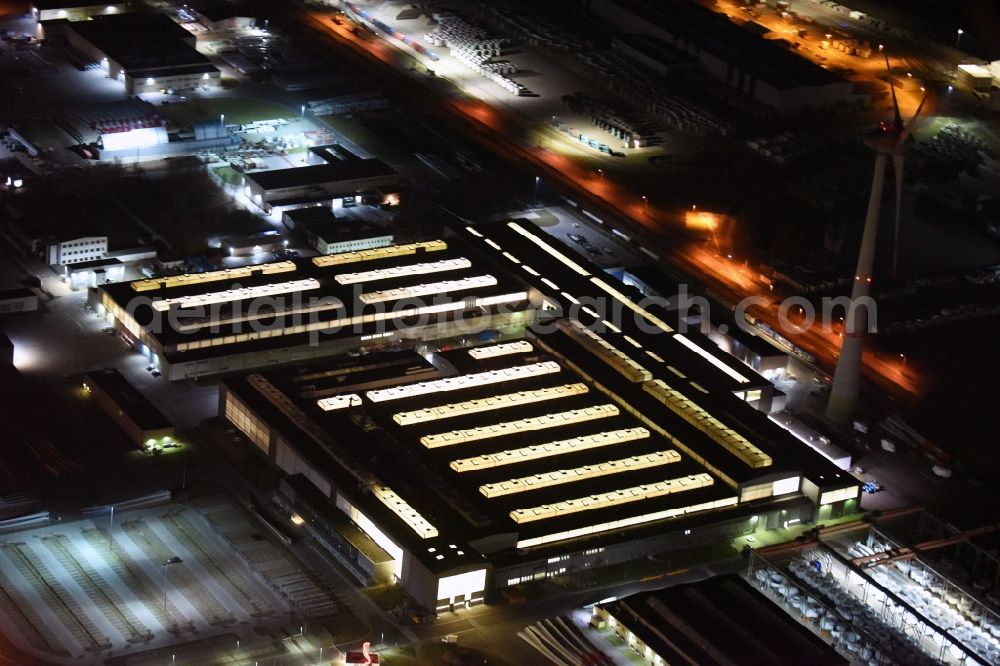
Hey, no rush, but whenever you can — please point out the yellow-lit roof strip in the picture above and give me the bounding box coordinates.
[644,379,771,468]
[674,334,750,384]
[510,473,714,523]
[317,394,362,411]
[393,383,587,426]
[515,495,738,549]
[421,404,620,449]
[151,278,321,312]
[562,320,651,383]
[450,427,649,472]
[335,258,471,285]
[371,484,438,539]
[312,240,447,267]
[367,362,560,403]
[590,277,674,334]
[480,450,681,498]
[507,222,591,276]
[131,261,296,292]
[467,340,533,360]
[359,275,496,304]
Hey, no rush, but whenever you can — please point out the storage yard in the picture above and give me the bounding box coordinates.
[0,496,339,665]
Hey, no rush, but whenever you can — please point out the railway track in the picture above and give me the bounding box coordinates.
[0,565,68,657]
[42,534,151,644]
[81,527,192,634]
[121,519,235,626]
[1,542,109,652]
[162,511,272,618]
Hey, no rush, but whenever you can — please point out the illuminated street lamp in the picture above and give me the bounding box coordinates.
[596,168,603,179]
[956,28,964,49]
[162,556,183,615]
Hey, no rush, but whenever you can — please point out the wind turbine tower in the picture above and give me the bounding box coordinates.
[826,56,927,423]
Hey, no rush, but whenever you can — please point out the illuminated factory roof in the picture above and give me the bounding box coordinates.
[99,238,530,361]
[392,383,588,426]
[334,257,471,285]
[449,427,652,472]
[468,340,533,359]
[479,450,681,498]
[367,362,560,403]
[217,221,856,565]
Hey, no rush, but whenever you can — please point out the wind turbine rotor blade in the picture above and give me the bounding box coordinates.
[883,51,903,129]
[900,92,930,141]
[891,152,905,279]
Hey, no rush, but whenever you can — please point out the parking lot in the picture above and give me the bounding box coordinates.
[0,496,341,665]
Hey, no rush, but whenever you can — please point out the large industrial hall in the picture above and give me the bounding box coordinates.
[213,222,858,612]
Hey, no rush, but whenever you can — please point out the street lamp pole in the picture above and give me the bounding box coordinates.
[956,28,964,49]
[162,556,182,617]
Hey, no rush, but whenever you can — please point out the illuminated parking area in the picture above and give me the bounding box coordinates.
[366,362,560,403]
[509,473,715,524]
[479,450,681,498]
[644,379,772,468]
[561,320,651,383]
[312,240,448,267]
[131,260,297,292]
[468,340,533,359]
[317,394,362,411]
[151,278,322,312]
[449,427,650,472]
[359,275,497,304]
[420,404,620,448]
[392,383,589,426]
[334,257,472,285]
[371,484,438,539]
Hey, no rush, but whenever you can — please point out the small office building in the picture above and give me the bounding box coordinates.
[47,236,108,267]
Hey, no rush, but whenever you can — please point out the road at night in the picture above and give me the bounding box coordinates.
[281,2,924,403]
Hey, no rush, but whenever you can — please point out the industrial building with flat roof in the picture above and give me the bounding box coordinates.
[82,368,174,447]
[594,574,848,666]
[52,12,220,93]
[95,239,535,380]
[590,0,863,112]
[216,220,859,611]
[32,0,128,22]
[282,208,394,255]
[242,159,400,216]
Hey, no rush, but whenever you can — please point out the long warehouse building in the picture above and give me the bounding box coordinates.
[218,220,859,611]
[94,239,536,380]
